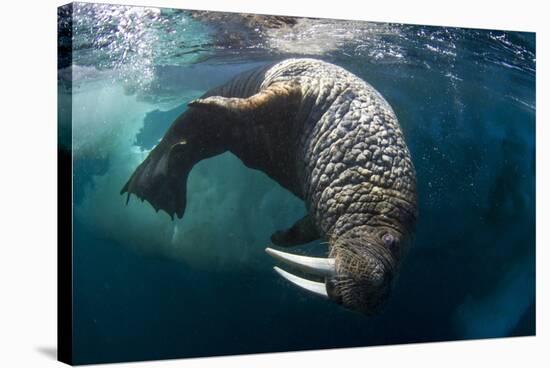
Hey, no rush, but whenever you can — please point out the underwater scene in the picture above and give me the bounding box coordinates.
[58,2,535,365]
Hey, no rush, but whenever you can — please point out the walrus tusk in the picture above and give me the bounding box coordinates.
[273,266,329,299]
[265,247,336,276]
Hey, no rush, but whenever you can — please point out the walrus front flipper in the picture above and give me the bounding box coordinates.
[271,215,320,247]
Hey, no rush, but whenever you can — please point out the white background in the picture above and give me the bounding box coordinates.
[0,0,547,366]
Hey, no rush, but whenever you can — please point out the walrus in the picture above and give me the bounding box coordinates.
[121,58,417,315]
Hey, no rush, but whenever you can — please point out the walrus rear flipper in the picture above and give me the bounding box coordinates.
[188,81,302,126]
[122,80,303,220]
[121,141,192,220]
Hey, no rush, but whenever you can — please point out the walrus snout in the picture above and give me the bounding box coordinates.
[325,249,394,314]
[325,273,392,314]
[266,235,397,315]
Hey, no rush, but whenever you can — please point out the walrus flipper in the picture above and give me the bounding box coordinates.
[121,141,192,220]
[122,80,303,220]
[188,81,302,127]
[189,81,305,199]
[271,215,320,247]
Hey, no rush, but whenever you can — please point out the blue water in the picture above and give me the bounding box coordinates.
[59,3,535,365]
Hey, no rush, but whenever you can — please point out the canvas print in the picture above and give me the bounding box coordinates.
[57,2,536,365]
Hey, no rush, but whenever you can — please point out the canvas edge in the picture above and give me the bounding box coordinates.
[58,2,74,365]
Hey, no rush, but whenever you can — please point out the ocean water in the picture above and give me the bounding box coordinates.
[58,3,536,365]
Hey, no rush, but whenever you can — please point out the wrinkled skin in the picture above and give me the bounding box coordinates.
[122,58,417,315]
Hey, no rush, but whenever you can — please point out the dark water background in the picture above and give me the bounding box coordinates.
[58,3,535,365]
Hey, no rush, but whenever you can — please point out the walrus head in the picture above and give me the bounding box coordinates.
[326,226,402,314]
[266,225,407,315]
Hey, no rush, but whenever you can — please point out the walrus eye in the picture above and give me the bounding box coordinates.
[382,233,395,247]
[382,233,400,256]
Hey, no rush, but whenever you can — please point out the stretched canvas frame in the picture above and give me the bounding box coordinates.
[58,2,536,365]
